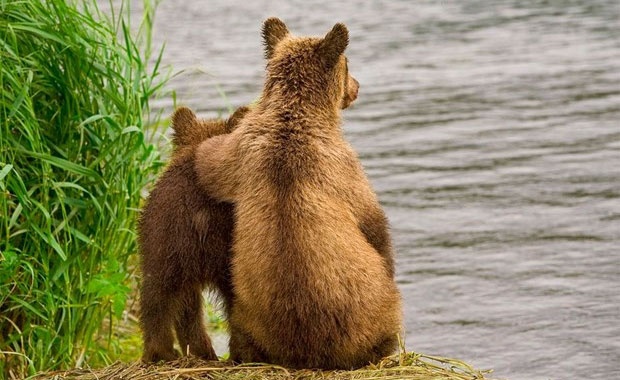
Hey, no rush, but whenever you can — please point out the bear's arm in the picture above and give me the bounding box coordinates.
[194,132,241,202]
[356,193,395,278]
[342,159,395,278]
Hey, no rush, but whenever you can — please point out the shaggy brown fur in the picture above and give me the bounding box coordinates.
[138,105,249,363]
[194,18,401,369]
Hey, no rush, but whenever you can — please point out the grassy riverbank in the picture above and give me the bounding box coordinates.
[41,301,494,379]
[34,352,493,380]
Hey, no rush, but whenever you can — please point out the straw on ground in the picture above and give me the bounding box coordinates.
[34,352,493,380]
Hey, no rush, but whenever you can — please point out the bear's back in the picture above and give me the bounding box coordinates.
[229,123,401,368]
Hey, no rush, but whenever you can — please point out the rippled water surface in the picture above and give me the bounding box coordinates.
[144,1,619,379]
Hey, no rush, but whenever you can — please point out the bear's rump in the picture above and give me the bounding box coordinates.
[230,207,400,364]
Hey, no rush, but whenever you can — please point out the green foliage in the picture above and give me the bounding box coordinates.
[0,0,168,377]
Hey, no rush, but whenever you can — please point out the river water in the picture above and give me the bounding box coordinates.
[144,1,620,379]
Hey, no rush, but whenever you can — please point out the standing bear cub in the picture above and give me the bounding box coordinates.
[138,105,248,363]
[194,18,402,369]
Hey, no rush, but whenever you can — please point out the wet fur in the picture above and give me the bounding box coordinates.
[194,18,401,369]
[138,106,248,362]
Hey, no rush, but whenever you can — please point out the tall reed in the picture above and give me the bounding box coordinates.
[0,0,168,377]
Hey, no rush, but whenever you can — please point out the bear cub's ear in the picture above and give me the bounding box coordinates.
[171,106,198,135]
[318,23,349,69]
[262,17,289,59]
[226,106,251,132]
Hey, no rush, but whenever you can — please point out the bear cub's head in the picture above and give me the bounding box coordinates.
[261,18,359,110]
[170,106,250,148]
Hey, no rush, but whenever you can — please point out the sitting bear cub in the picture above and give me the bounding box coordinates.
[138,106,248,362]
[194,18,401,369]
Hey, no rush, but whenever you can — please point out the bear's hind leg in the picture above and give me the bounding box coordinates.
[140,281,180,362]
[369,333,399,363]
[174,285,218,360]
[229,327,268,364]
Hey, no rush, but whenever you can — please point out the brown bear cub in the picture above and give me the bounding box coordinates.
[138,105,248,362]
[194,18,402,369]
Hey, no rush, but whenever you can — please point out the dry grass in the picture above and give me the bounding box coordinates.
[33,352,493,380]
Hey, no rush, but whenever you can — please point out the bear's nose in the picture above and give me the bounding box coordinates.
[352,78,359,98]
